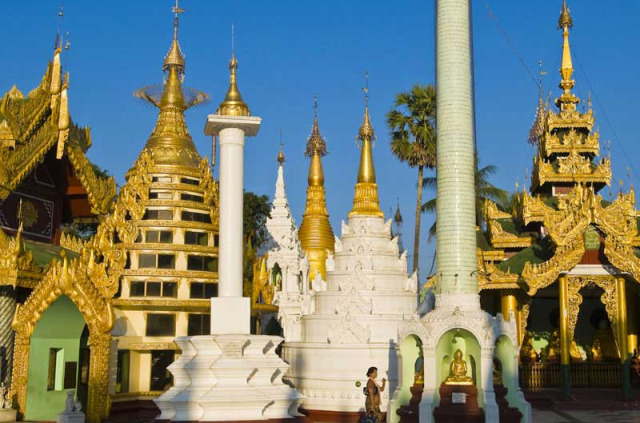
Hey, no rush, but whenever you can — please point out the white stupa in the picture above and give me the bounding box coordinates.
[281,97,418,419]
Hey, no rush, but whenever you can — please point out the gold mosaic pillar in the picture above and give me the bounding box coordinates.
[500,292,521,341]
[616,277,629,361]
[627,290,638,355]
[558,275,570,398]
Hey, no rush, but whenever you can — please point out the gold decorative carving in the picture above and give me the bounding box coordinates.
[60,232,87,254]
[112,298,210,309]
[127,342,179,351]
[522,238,585,296]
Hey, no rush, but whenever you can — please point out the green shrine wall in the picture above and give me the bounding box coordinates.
[25,295,86,420]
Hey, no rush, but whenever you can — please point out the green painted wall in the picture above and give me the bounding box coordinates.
[25,295,86,421]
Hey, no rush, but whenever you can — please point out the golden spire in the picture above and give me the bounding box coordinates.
[217,24,250,116]
[555,0,578,112]
[394,198,403,225]
[164,1,186,71]
[276,128,286,164]
[350,72,383,217]
[142,1,200,168]
[298,96,334,282]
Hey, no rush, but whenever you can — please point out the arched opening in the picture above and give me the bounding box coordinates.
[494,335,517,407]
[25,295,87,420]
[390,335,423,423]
[434,329,481,406]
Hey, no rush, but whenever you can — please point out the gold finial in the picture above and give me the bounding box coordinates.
[394,198,403,224]
[528,61,546,145]
[305,95,327,157]
[164,0,186,71]
[358,71,375,142]
[53,3,64,50]
[351,72,382,217]
[217,24,250,116]
[558,0,573,29]
[277,128,286,164]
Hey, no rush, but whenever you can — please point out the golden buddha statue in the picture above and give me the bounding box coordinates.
[520,331,538,363]
[592,319,618,361]
[546,328,583,362]
[445,349,473,385]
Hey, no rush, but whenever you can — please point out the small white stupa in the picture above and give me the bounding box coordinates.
[282,94,418,420]
[259,142,312,341]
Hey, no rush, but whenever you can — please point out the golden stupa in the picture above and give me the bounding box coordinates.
[298,102,335,282]
[350,96,383,217]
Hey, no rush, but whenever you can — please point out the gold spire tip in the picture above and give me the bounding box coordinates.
[305,95,327,157]
[164,0,185,70]
[558,0,573,29]
[277,128,285,164]
[358,72,375,142]
[217,24,250,116]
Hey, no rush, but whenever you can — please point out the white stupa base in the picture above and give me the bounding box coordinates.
[283,342,396,414]
[155,334,304,422]
[396,294,531,423]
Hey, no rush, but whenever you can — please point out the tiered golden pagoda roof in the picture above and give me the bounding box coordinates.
[477,1,640,298]
[350,98,383,217]
[298,104,334,281]
[530,0,610,193]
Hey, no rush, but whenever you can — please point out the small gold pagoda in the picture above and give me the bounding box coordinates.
[476,0,640,394]
[298,104,335,281]
[350,98,383,218]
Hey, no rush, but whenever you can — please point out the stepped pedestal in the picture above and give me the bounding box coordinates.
[155,335,303,422]
[433,383,483,423]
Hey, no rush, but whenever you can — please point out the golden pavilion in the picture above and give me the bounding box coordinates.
[477,1,639,396]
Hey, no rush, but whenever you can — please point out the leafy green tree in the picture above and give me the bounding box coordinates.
[242,191,271,295]
[386,84,436,275]
[421,159,508,238]
[243,191,271,249]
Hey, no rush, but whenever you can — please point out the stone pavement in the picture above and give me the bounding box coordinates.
[533,409,640,423]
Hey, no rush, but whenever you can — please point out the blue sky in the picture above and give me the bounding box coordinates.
[2,1,639,279]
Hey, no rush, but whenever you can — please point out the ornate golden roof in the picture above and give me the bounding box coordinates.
[299,106,334,281]
[350,102,383,217]
[217,55,250,116]
[0,46,115,214]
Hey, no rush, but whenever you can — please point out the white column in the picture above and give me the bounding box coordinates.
[218,127,245,298]
[205,115,261,335]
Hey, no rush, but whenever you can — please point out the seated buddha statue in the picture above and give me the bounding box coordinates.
[520,331,538,363]
[592,319,618,361]
[546,329,561,362]
[546,328,583,362]
[445,349,473,385]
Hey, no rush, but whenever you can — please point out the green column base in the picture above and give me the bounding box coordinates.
[561,364,571,400]
[622,359,632,401]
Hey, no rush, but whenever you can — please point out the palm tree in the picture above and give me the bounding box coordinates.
[386,84,436,275]
[421,159,508,238]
